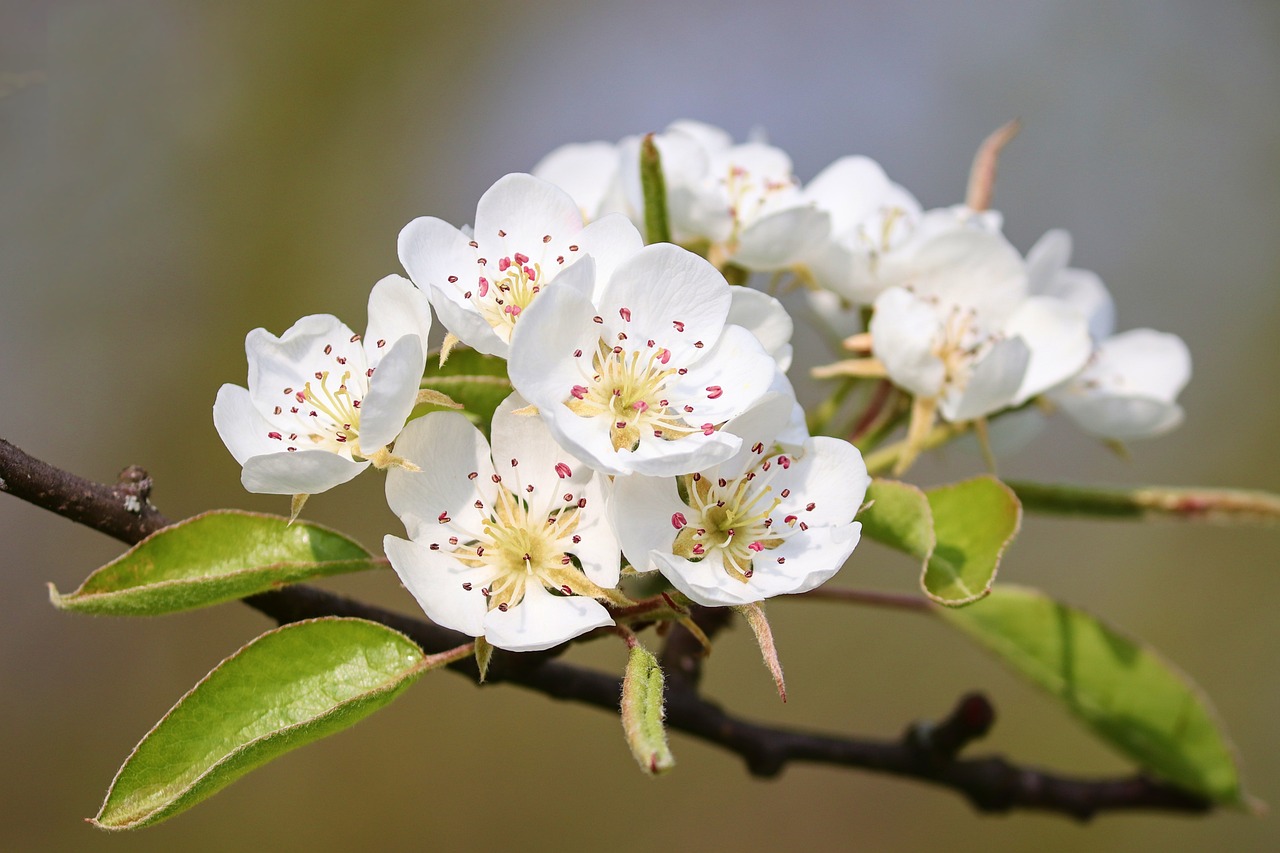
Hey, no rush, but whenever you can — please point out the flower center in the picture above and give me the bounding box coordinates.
[270,342,374,457]
[932,305,990,394]
[671,468,788,583]
[474,253,543,342]
[723,164,795,247]
[565,339,694,452]
[446,474,603,613]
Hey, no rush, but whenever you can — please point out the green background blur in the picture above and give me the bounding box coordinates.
[2,1,1278,850]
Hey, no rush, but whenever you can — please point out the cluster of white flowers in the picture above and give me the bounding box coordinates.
[212,119,1190,651]
[536,120,1191,463]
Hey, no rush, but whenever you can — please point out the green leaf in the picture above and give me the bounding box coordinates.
[858,478,935,560]
[941,586,1252,807]
[50,510,378,616]
[639,133,671,245]
[93,617,429,830]
[418,345,512,434]
[923,475,1021,606]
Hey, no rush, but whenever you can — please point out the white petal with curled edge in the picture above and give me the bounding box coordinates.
[941,336,1030,422]
[363,274,432,368]
[870,288,946,399]
[245,315,361,413]
[746,524,863,599]
[880,227,1027,323]
[214,384,282,465]
[397,216,476,299]
[385,413,496,531]
[241,450,368,496]
[474,173,583,254]
[358,335,428,451]
[384,535,490,638]
[1004,296,1092,404]
[483,583,614,652]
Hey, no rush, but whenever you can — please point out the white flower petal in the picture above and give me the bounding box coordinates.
[939,336,1031,422]
[769,437,870,528]
[571,476,622,588]
[668,325,778,425]
[474,173,583,254]
[733,205,830,270]
[532,141,623,221]
[385,413,496,533]
[870,287,946,398]
[573,213,645,292]
[384,535,490,638]
[358,335,427,451]
[597,244,731,365]
[241,450,368,496]
[482,583,614,652]
[245,315,362,413]
[610,472,687,575]
[363,274,432,368]
[727,287,794,370]
[1004,296,1092,404]
[489,393,593,514]
[213,383,282,465]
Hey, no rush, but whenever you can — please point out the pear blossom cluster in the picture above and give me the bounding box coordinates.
[534,120,1191,464]
[212,118,1191,652]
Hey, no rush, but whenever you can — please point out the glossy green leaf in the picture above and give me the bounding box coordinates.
[50,510,378,616]
[858,478,935,560]
[93,617,428,830]
[417,346,512,433]
[923,475,1021,606]
[942,586,1251,807]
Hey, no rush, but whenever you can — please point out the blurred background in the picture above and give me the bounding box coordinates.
[2,1,1278,849]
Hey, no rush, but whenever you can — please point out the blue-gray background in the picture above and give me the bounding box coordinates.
[2,1,1277,849]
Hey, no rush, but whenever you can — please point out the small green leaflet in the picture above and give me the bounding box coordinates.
[857,475,1020,605]
[92,618,435,830]
[942,586,1253,807]
[50,510,378,616]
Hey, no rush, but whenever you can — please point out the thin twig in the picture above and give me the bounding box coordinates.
[0,437,1214,820]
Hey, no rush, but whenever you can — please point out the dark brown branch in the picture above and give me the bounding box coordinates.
[0,437,1214,820]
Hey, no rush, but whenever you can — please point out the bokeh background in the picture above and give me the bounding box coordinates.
[2,1,1278,850]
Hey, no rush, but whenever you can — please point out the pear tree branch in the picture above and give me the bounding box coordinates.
[0,437,1213,821]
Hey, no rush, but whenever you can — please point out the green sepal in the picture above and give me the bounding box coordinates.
[620,643,675,775]
[639,133,671,245]
[942,585,1255,808]
[92,617,429,830]
[49,510,378,616]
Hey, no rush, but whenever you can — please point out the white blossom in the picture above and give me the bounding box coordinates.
[384,396,622,652]
[398,173,643,358]
[507,244,778,477]
[611,394,868,607]
[213,275,431,496]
